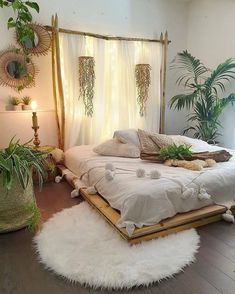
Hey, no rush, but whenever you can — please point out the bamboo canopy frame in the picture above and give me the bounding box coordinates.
[49,14,170,149]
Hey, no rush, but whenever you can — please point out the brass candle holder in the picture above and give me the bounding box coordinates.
[31,101,40,148]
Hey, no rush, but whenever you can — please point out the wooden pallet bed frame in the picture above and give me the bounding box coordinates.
[58,165,235,244]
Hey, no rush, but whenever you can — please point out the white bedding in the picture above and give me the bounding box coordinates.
[64,142,235,235]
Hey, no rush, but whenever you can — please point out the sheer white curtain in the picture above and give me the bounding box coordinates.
[59,33,162,149]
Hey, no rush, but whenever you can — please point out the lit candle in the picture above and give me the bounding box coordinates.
[31,101,38,128]
[31,100,37,112]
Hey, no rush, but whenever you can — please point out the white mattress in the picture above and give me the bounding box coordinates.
[64,144,235,235]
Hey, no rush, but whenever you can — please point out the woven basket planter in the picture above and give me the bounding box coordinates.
[0,175,35,233]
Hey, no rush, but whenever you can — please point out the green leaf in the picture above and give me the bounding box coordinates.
[12,1,21,12]
[7,21,16,29]
[160,144,192,160]
[25,1,39,13]
[18,11,32,22]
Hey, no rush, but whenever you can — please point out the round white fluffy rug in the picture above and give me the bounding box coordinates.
[34,202,200,289]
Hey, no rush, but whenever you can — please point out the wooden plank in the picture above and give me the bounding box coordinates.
[129,214,225,244]
[80,188,235,244]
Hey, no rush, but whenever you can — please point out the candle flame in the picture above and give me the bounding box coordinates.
[31,101,37,112]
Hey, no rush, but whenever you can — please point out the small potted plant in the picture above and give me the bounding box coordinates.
[10,96,22,111]
[22,96,32,110]
[0,138,46,233]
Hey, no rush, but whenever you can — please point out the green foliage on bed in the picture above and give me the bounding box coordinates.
[160,144,193,160]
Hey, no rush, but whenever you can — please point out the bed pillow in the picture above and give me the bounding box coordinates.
[149,133,175,149]
[137,129,160,153]
[93,139,140,158]
[113,129,140,147]
[170,135,211,152]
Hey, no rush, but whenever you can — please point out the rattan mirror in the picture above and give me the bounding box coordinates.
[18,23,51,56]
[0,48,37,90]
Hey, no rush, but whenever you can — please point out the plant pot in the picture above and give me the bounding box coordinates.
[22,105,32,111]
[13,105,22,111]
[0,175,36,233]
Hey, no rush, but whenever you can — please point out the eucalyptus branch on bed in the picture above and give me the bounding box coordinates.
[159,144,193,160]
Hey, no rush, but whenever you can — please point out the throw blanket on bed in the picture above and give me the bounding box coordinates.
[140,150,232,163]
[64,143,235,236]
[138,129,232,166]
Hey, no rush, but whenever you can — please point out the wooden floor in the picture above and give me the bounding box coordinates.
[1,182,235,294]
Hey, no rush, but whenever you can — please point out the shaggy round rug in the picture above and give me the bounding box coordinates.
[34,202,200,289]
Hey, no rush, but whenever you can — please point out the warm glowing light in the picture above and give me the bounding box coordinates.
[31,101,37,112]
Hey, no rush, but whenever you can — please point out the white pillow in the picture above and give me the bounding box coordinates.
[169,135,211,152]
[113,129,140,147]
[93,139,140,158]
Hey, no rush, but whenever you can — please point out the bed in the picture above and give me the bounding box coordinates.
[60,135,235,244]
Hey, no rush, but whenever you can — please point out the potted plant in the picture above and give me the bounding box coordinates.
[0,138,46,233]
[10,96,22,111]
[170,51,235,144]
[22,96,32,110]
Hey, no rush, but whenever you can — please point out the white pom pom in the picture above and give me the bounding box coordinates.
[136,168,146,178]
[181,188,195,199]
[222,212,234,223]
[198,188,211,200]
[55,176,62,183]
[71,189,79,198]
[226,209,232,215]
[105,163,115,171]
[86,186,97,194]
[105,170,115,181]
[150,169,161,179]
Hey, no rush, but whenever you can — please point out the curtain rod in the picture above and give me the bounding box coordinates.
[45,25,171,44]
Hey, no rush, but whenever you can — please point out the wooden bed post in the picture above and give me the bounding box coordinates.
[51,14,65,150]
[159,31,169,134]
[51,15,63,150]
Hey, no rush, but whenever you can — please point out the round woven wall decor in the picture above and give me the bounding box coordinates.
[18,23,51,56]
[0,48,37,90]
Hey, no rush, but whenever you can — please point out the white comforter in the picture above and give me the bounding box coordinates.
[64,143,235,235]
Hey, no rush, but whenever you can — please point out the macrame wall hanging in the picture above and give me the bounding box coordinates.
[135,64,151,116]
[78,56,95,116]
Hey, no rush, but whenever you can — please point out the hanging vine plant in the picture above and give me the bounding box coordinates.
[0,0,40,91]
[135,64,151,116]
[78,56,95,117]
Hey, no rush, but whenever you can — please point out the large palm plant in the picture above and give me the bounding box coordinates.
[170,51,235,143]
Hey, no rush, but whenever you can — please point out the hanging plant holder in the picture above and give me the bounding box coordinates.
[135,64,151,116]
[78,56,95,117]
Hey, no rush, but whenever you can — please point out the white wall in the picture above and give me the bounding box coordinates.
[187,0,235,148]
[0,0,189,148]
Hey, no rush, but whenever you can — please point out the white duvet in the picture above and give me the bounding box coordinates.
[64,139,235,235]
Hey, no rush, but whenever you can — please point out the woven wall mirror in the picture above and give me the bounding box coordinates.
[0,48,37,90]
[17,23,51,56]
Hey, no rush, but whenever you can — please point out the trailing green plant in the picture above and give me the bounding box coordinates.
[160,144,193,160]
[0,0,40,90]
[0,137,46,190]
[22,95,31,105]
[10,96,21,105]
[170,50,235,143]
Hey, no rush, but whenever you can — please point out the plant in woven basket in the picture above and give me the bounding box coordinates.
[160,144,193,160]
[0,138,46,232]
